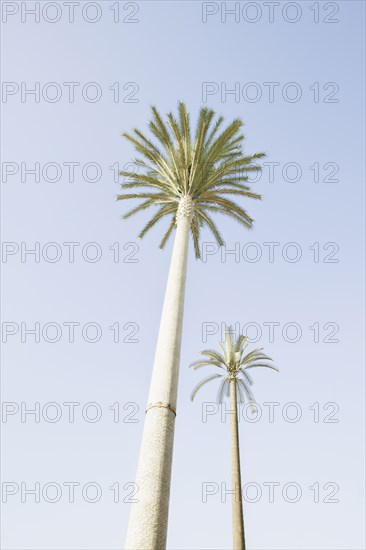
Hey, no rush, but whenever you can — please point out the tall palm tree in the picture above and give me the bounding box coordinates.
[190,328,278,550]
[118,103,264,549]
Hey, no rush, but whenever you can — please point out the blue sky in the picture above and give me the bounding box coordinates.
[1,1,365,549]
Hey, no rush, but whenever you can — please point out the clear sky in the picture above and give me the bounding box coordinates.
[1,1,365,549]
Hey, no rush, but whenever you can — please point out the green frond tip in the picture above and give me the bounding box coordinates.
[190,373,222,401]
[118,103,265,256]
[189,325,278,403]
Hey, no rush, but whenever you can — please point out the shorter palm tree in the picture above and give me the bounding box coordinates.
[190,328,278,550]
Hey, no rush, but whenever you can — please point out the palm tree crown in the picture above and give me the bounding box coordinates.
[190,329,279,410]
[117,102,265,258]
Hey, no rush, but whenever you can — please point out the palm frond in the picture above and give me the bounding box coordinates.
[150,106,174,150]
[236,380,245,404]
[139,204,177,238]
[159,216,176,249]
[202,197,254,224]
[202,119,244,169]
[237,379,256,408]
[195,208,225,247]
[240,348,268,364]
[190,330,277,405]
[224,328,234,360]
[190,373,223,401]
[240,369,254,386]
[203,188,262,201]
[191,215,201,259]
[235,334,248,352]
[117,192,169,201]
[244,362,279,372]
[122,131,174,184]
[189,360,225,371]
[122,198,159,220]
[217,377,229,403]
[204,115,224,150]
[203,205,254,230]
[199,349,225,365]
[178,101,191,162]
[119,103,265,254]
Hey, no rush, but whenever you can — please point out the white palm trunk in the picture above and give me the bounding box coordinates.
[125,197,193,549]
[229,378,246,550]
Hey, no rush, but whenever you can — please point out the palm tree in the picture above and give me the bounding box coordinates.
[118,103,265,549]
[190,328,278,550]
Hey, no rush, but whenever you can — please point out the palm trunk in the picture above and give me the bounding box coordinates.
[229,378,246,550]
[125,197,193,549]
